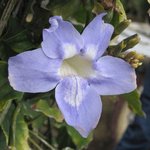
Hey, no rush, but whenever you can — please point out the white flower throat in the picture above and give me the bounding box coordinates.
[59,55,95,78]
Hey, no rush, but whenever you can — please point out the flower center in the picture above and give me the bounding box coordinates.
[58,55,95,78]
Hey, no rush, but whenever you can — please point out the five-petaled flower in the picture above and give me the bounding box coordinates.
[8,13,136,138]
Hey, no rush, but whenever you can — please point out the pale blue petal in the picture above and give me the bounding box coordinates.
[82,13,114,59]
[8,48,61,93]
[55,76,102,137]
[89,56,137,95]
[42,16,83,59]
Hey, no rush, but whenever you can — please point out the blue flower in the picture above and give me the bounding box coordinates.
[8,13,136,137]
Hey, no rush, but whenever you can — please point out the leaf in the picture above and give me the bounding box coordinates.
[49,0,80,19]
[112,19,131,38]
[0,100,12,125]
[35,100,63,122]
[148,0,150,4]
[122,90,145,116]
[11,106,30,150]
[111,0,127,27]
[0,103,15,145]
[0,61,23,101]
[6,30,35,53]
[0,128,7,150]
[1,17,35,54]
[0,61,22,126]
[66,126,93,150]
[92,1,104,15]
[107,34,140,56]
[115,0,127,22]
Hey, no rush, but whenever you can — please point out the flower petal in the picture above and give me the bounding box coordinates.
[42,16,83,59]
[55,76,102,137]
[8,48,61,93]
[89,56,137,95]
[82,13,114,59]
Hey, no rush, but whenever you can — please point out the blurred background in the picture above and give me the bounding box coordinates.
[0,0,150,150]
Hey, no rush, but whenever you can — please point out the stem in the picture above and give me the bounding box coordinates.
[29,138,42,150]
[29,130,56,150]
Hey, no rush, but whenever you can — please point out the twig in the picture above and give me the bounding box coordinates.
[29,130,56,150]
[29,138,43,150]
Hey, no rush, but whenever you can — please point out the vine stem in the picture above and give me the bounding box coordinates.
[28,138,43,150]
[0,0,19,36]
[29,130,56,150]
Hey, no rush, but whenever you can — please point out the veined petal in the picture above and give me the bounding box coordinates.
[42,16,83,59]
[89,56,137,95]
[8,48,61,93]
[82,13,114,60]
[55,76,102,137]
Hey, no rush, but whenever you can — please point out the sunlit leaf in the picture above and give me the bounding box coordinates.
[35,99,63,122]
[122,90,145,116]
[111,0,127,27]
[11,108,30,150]
[66,126,93,150]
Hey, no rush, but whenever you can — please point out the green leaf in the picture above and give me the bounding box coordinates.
[5,30,35,53]
[0,100,12,126]
[0,128,7,150]
[92,1,104,15]
[107,34,140,56]
[115,0,127,22]
[1,18,35,54]
[122,90,145,116]
[49,0,80,19]
[11,105,30,150]
[111,0,127,27]
[0,61,22,126]
[66,126,93,150]
[35,99,63,122]
[112,19,131,38]
[0,103,15,145]
[0,61,23,101]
